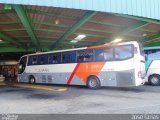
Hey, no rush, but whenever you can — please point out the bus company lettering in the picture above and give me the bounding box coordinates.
[36,68,49,72]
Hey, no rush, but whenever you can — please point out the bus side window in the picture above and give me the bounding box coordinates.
[62,51,76,63]
[32,56,38,65]
[114,45,133,60]
[38,55,48,65]
[103,48,114,61]
[53,55,58,63]
[77,49,93,62]
[95,49,104,61]
[28,56,32,65]
[62,54,65,63]
[146,49,160,60]
[49,53,61,64]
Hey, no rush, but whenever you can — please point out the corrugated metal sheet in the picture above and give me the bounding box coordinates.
[81,22,120,33]
[0,0,160,20]
[90,13,139,27]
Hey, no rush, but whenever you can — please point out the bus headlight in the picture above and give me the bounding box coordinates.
[18,77,21,82]
[138,71,145,79]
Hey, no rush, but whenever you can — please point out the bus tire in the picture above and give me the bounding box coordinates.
[29,76,36,84]
[148,74,160,86]
[87,76,101,89]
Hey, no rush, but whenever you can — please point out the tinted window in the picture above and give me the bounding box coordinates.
[62,51,76,63]
[104,48,114,61]
[28,55,38,65]
[38,54,48,65]
[95,49,104,61]
[18,56,27,74]
[77,49,93,62]
[145,49,160,60]
[49,53,61,64]
[115,45,133,60]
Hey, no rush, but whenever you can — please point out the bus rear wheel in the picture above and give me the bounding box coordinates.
[149,74,160,86]
[29,76,36,84]
[87,76,101,89]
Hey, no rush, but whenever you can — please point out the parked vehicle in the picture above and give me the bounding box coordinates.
[144,47,160,85]
[18,41,145,89]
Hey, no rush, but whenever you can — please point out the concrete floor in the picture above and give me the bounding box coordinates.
[0,82,160,114]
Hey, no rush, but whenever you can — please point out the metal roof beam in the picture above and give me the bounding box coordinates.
[0,10,14,14]
[29,9,152,29]
[0,21,21,25]
[114,14,160,25]
[0,27,145,38]
[0,32,23,47]
[143,34,160,43]
[0,47,32,53]
[29,9,122,28]
[145,42,160,47]
[0,28,25,32]
[28,9,76,20]
[32,21,157,33]
[50,11,97,49]
[0,47,50,53]
[13,5,39,48]
[89,20,121,27]
[33,21,70,28]
[0,20,156,34]
[34,28,64,34]
[96,21,149,44]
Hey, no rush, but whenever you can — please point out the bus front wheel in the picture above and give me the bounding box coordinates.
[87,76,101,89]
[29,76,36,84]
[148,74,160,86]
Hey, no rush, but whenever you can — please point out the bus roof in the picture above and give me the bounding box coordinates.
[21,41,138,57]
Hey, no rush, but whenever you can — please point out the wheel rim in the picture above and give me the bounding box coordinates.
[89,79,97,88]
[30,78,35,83]
[151,77,159,85]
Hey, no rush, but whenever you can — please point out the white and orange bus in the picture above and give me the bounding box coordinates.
[18,41,145,89]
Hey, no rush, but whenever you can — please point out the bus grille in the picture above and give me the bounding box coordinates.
[48,75,52,83]
[116,72,135,86]
[42,75,46,83]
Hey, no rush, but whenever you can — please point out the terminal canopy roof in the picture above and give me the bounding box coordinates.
[0,3,160,54]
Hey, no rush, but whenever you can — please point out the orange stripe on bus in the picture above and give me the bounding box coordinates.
[75,62,105,83]
[67,63,80,85]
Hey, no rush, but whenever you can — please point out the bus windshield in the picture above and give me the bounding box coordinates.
[18,56,27,74]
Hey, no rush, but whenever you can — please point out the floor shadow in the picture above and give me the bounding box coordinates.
[26,93,60,99]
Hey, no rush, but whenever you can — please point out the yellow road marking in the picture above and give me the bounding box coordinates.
[13,84,67,92]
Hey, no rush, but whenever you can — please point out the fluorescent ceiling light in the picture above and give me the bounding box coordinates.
[111,38,122,43]
[142,33,147,37]
[75,35,86,40]
[70,40,78,43]
[55,20,59,24]
[70,34,86,43]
